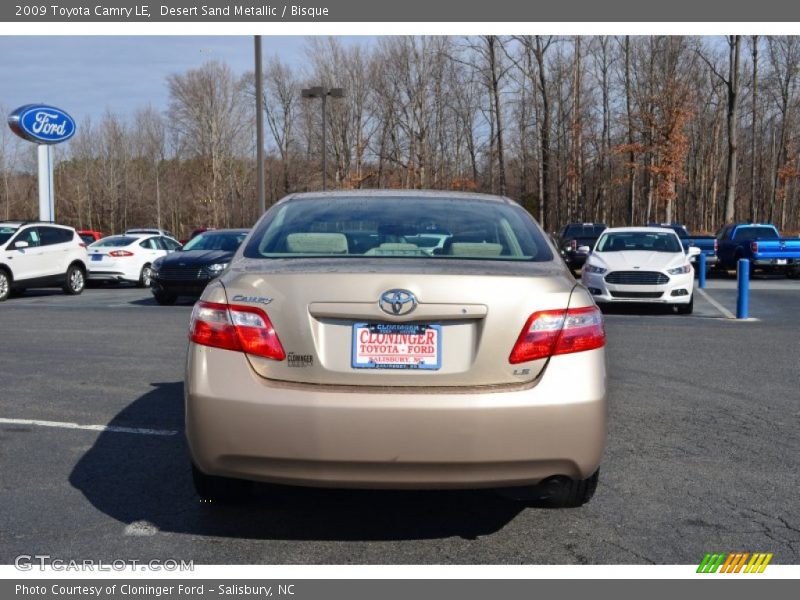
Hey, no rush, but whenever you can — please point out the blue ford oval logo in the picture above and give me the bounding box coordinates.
[379,289,417,316]
[8,104,76,145]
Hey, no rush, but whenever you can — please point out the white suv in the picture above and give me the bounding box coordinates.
[0,221,89,301]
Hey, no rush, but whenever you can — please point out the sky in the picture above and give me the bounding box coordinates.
[0,36,369,124]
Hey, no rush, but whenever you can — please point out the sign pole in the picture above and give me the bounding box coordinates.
[37,144,55,221]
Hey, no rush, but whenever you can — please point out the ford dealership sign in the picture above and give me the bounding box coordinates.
[8,104,76,144]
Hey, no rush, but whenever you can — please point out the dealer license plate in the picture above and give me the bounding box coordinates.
[351,323,441,370]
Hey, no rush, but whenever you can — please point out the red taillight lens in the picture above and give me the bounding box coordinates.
[714,239,718,252]
[189,301,285,361]
[509,306,605,364]
[750,241,758,253]
[570,239,577,251]
[79,243,87,248]
[108,250,134,257]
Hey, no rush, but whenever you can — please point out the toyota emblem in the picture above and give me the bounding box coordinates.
[379,289,417,316]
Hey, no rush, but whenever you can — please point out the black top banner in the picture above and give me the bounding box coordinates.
[3,0,800,22]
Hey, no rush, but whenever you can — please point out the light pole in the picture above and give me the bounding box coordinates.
[301,86,344,190]
[254,35,265,215]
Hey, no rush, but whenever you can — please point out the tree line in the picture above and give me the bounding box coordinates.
[2,35,800,238]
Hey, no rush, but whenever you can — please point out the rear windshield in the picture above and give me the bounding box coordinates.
[243,196,553,262]
[563,224,606,238]
[733,226,779,241]
[646,224,689,238]
[91,236,138,248]
[183,231,247,252]
[596,231,683,253]
[0,226,18,246]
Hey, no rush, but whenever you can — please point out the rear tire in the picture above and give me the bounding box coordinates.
[0,270,10,302]
[137,264,153,288]
[153,290,177,305]
[191,463,252,504]
[63,264,85,295]
[497,468,599,508]
[676,294,693,315]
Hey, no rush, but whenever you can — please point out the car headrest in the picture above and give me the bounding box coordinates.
[364,243,422,256]
[610,238,626,251]
[286,233,348,254]
[448,242,503,257]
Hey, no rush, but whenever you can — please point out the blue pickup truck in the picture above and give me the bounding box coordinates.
[648,223,718,274]
[716,223,800,275]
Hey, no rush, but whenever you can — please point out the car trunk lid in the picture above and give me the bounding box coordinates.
[218,258,578,387]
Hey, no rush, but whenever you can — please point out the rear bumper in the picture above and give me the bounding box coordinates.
[86,270,135,282]
[689,254,718,266]
[185,345,607,489]
[752,257,797,266]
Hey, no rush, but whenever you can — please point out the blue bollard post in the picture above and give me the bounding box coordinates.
[698,253,707,289]
[736,258,749,319]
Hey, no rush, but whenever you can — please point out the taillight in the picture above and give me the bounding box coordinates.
[570,239,577,251]
[79,243,87,248]
[713,239,718,252]
[189,301,285,361]
[109,250,134,257]
[750,241,758,253]
[509,306,605,364]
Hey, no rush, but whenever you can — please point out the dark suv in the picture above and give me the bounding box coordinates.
[557,223,607,272]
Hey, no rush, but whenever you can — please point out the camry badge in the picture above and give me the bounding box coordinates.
[379,289,417,316]
[231,294,273,305]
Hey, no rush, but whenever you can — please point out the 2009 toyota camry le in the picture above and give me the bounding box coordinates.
[185,191,607,507]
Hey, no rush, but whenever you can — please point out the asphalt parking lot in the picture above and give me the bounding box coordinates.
[0,279,798,564]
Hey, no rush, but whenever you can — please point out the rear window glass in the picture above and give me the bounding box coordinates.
[91,236,138,248]
[39,227,73,246]
[596,231,683,253]
[0,226,18,246]
[649,224,689,238]
[733,227,779,241]
[183,231,247,252]
[563,224,606,238]
[244,196,553,262]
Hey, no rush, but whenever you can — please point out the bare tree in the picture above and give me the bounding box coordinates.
[622,36,637,224]
[167,61,248,225]
[136,106,167,229]
[766,36,800,229]
[750,36,759,222]
[5,35,800,239]
[259,57,300,193]
[698,36,741,223]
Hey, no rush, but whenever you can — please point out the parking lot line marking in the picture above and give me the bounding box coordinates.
[0,417,177,436]
[696,288,735,319]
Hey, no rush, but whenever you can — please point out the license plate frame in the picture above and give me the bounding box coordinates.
[351,322,442,370]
